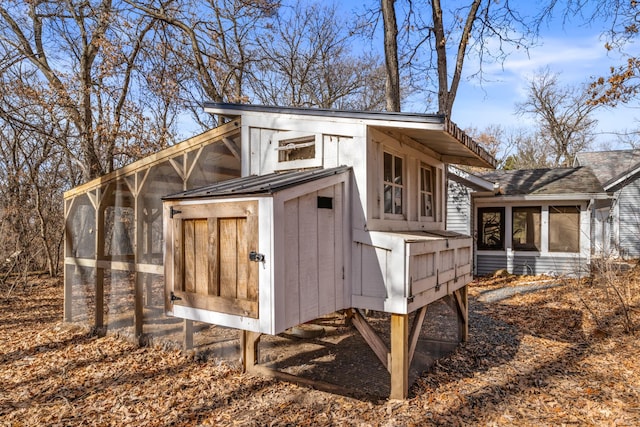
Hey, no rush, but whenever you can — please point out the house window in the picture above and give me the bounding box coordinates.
[477,207,504,250]
[420,165,434,219]
[549,206,580,252]
[383,152,404,215]
[512,207,541,251]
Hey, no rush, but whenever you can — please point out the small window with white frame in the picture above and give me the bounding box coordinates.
[273,131,322,170]
[383,151,404,216]
[420,164,435,220]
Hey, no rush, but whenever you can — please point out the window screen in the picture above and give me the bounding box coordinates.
[512,207,541,251]
[549,206,580,252]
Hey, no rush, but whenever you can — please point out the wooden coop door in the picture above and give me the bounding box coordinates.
[170,201,259,318]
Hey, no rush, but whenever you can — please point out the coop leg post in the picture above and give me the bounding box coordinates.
[241,330,261,373]
[390,313,409,400]
[134,272,144,339]
[454,286,469,342]
[95,268,104,331]
[63,267,73,322]
[183,319,194,350]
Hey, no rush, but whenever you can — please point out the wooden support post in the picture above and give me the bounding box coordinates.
[453,286,469,342]
[134,272,144,339]
[95,268,104,330]
[183,319,194,350]
[241,330,261,373]
[390,313,409,400]
[63,267,73,322]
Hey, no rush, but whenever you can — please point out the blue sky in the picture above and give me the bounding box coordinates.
[337,0,640,150]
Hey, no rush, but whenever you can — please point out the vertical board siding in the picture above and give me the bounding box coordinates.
[318,186,337,315]
[184,220,196,293]
[618,180,640,257]
[219,218,238,298]
[194,219,209,295]
[284,198,301,327]
[298,192,320,320]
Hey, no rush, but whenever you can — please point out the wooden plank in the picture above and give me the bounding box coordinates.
[194,219,209,295]
[454,286,469,341]
[246,213,259,303]
[184,219,196,293]
[318,187,336,314]
[175,291,258,318]
[390,313,409,400]
[219,218,238,299]
[177,200,257,220]
[408,306,427,365]
[236,217,248,300]
[298,192,319,320]
[208,217,219,297]
[333,183,345,308]
[350,309,389,370]
[183,319,194,350]
[284,199,300,327]
[173,218,183,293]
[249,365,362,397]
[241,330,261,372]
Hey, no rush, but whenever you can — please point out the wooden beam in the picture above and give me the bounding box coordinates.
[349,309,389,371]
[63,121,241,200]
[454,286,469,341]
[249,365,359,396]
[183,319,194,350]
[408,306,428,365]
[390,313,409,400]
[241,330,261,373]
[222,137,241,160]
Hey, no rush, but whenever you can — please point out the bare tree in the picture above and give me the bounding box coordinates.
[517,69,599,166]
[250,1,386,110]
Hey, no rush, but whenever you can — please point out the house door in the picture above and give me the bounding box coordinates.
[168,200,259,318]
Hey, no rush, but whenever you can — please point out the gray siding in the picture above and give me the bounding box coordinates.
[618,178,640,257]
[447,181,471,235]
[477,253,590,277]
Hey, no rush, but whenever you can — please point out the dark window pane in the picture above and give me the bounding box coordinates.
[549,206,580,252]
[394,156,402,185]
[384,152,393,182]
[478,207,505,250]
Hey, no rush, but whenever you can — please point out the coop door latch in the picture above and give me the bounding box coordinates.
[249,251,266,267]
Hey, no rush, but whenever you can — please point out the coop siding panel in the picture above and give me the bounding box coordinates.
[194,219,209,295]
[207,218,219,296]
[618,179,640,257]
[284,199,301,327]
[334,183,345,310]
[298,192,320,320]
[184,220,196,293]
[236,217,249,300]
[219,218,238,298]
[361,245,388,299]
[318,186,336,314]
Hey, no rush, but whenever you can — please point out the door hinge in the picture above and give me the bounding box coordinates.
[170,206,182,218]
[170,292,182,303]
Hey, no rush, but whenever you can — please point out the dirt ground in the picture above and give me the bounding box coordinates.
[1,270,638,426]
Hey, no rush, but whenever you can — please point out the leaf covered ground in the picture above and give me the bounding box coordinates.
[1,271,638,426]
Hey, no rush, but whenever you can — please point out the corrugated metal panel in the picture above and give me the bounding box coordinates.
[163,166,351,200]
[446,181,471,235]
[618,178,640,257]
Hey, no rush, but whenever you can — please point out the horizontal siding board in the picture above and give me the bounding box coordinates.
[446,182,471,235]
[618,179,640,257]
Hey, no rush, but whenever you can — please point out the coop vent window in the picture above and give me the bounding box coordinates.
[383,152,404,216]
[420,165,434,220]
[273,131,322,170]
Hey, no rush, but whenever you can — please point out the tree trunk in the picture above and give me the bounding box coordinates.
[381,0,400,112]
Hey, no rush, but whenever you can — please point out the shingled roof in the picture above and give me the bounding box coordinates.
[477,166,605,196]
[574,149,640,190]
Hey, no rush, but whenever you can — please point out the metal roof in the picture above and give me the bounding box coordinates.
[204,102,497,169]
[204,102,446,124]
[163,166,351,200]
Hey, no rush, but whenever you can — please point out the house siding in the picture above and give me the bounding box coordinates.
[617,177,640,257]
[476,253,589,276]
[446,181,471,235]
